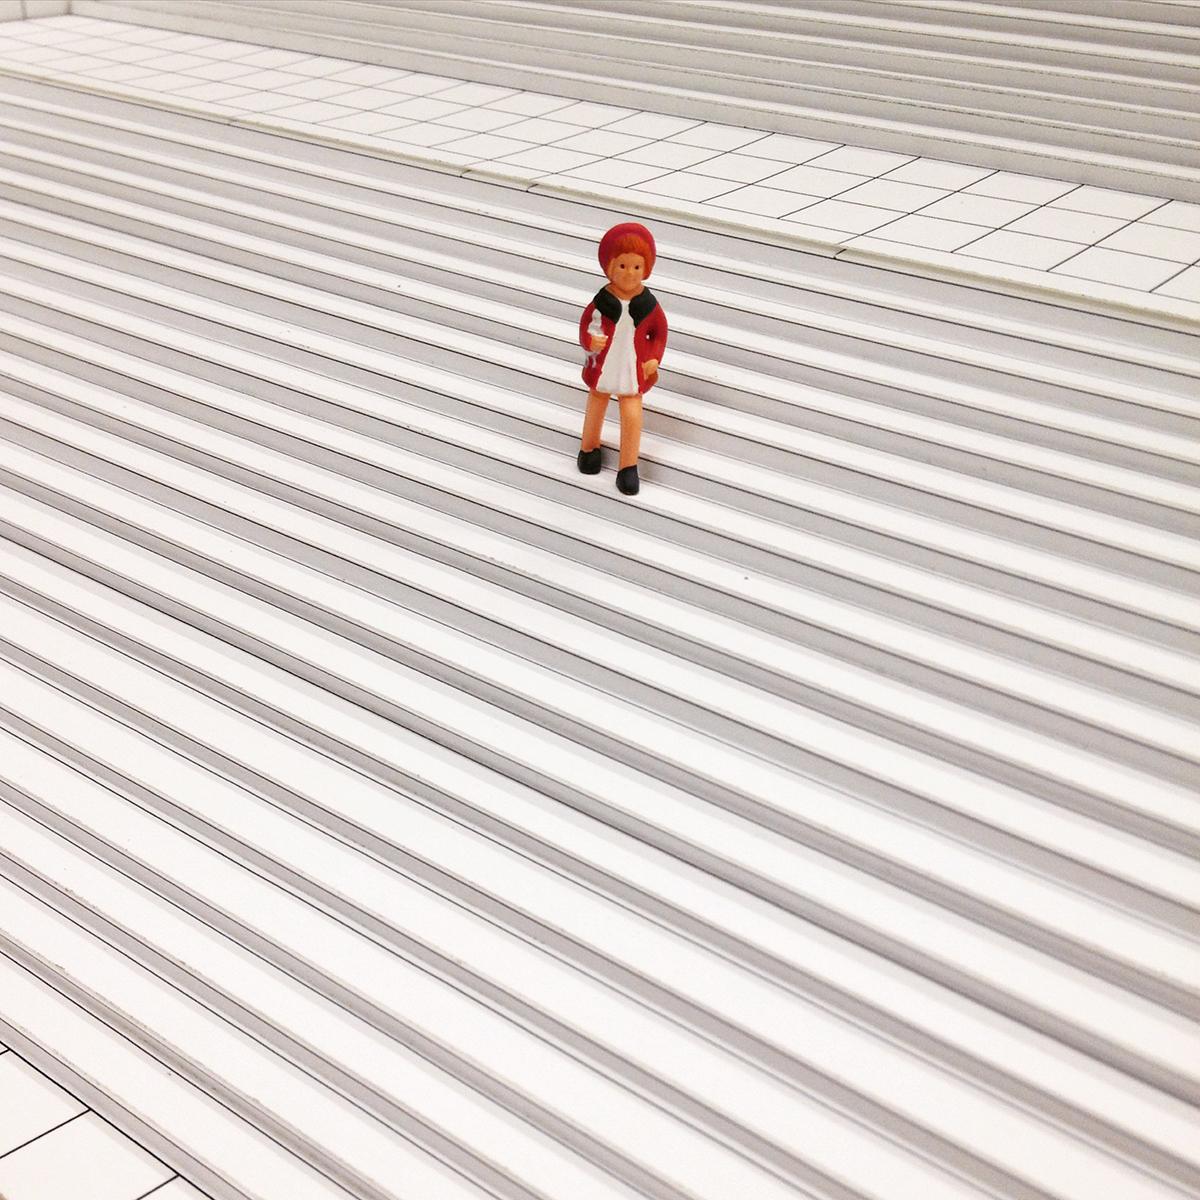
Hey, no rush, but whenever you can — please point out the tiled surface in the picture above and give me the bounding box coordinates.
[0,1053,85,1157]
[0,1044,197,1200]
[0,13,1197,319]
[0,1113,172,1200]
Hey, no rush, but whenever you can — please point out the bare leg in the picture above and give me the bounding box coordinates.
[617,393,643,468]
[580,389,610,451]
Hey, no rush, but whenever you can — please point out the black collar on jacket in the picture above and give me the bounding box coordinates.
[593,286,658,326]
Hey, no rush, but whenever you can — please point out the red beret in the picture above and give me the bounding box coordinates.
[598,222,656,276]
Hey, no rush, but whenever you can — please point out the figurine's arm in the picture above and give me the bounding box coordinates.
[641,304,668,376]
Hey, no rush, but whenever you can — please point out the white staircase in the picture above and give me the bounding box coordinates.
[70,0,1200,201]
[0,71,1198,1200]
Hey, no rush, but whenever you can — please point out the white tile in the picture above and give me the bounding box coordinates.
[1154,265,1200,302]
[470,162,549,185]
[1005,207,1127,244]
[321,110,412,135]
[494,116,579,143]
[0,46,61,63]
[486,91,574,116]
[276,75,360,100]
[1143,200,1200,233]
[1049,185,1168,220]
[741,133,840,163]
[327,86,416,110]
[88,43,164,64]
[52,36,121,53]
[868,214,986,250]
[788,198,905,234]
[0,1112,171,1200]
[778,218,857,245]
[806,145,912,176]
[497,145,599,173]
[687,153,790,184]
[549,100,638,127]
[174,80,252,102]
[377,72,461,95]
[1053,246,1185,290]
[1097,222,1200,262]
[2,30,75,47]
[884,158,995,190]
[393,145,476,169]
[837,178,948,212]
[602,112,700,139]
[762,163,870,197]
[287,55,364,77]
[189,40,267,60]
[149,1181,209,1200]
[232,68,309,90]
[435,132,535,160]
[378,122,465,147]
[0,1057,85,1157]
[957,229,1086,269]
[262,99,357,123]
[552,129,651,156]
[562,159,671,187]
[634,172,739,202]
[183,59,261,82]
[142,51,209,71]
[376,95,465,121]
[223,91,307,113]
[78,63,157,82]
[46,54,109,72]
[234,47,311,69]
[435,81,516,106]
[668,122,768,151]
[619,141,720,169]
[135,71,213,93]
[326,63,403,86]
[917,192,1036,227]
[107,26,182,44]
[966,171,1079,204]
[148,33,219,51]
[432,106,523,132]
[706,185,817,218]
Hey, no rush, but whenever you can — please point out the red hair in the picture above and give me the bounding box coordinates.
[598,222,657,277]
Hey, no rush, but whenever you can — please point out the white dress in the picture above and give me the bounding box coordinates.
[595,298,639,396]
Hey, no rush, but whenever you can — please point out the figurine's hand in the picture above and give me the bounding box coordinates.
[643,358,659,376]
[589,334,609,352]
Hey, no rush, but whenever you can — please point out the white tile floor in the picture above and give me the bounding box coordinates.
[0,1042,194,1200]
[0,12,1198,319]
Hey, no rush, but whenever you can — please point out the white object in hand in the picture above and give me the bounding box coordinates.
[586,309,604,358]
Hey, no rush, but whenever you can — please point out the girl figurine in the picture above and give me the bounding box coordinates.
[577,222,668,496]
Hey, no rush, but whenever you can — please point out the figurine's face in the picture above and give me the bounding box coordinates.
[606,253,646,296]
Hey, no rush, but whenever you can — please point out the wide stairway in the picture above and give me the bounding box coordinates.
[72,0,1200,201]
[0,72,1199,1200]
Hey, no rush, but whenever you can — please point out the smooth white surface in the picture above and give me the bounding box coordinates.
[0,1054,85,1158]
[0,1113,171,1200]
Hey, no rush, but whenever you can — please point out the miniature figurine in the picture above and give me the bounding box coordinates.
[577,222,668,496]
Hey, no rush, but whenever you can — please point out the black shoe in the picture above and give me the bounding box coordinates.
[577,447,602,475]
[616,465,640,495]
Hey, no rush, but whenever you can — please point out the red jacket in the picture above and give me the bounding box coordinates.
[579,286,668,395]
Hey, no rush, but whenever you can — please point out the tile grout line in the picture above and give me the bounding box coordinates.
[0,1108,88,1163]
[133,1176,183,1200]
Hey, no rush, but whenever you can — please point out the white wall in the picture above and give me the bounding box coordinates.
[0,0,71,20]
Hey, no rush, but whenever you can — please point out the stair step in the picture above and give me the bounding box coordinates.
[0,79,1196,1200]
